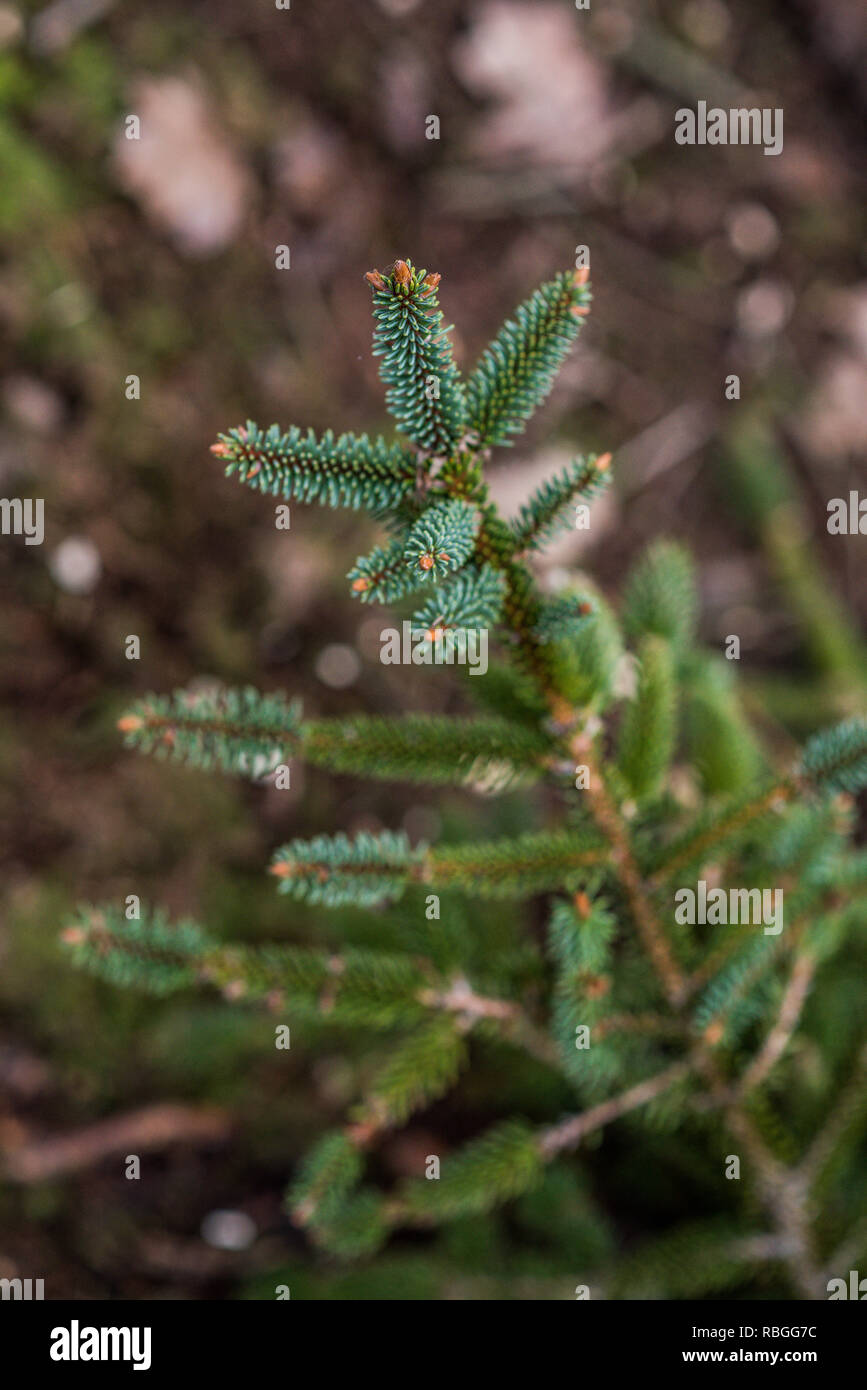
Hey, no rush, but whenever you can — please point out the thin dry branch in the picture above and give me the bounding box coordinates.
[2,1103,231,1183]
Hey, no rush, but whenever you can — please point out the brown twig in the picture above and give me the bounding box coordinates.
[573,734,686,1007]
[2,1103,231,1183]
[539,1062,690,1158]
[418,975,560,1067]
[737,951,817,1097]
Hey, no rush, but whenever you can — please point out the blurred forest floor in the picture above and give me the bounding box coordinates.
[1,0,866,1297]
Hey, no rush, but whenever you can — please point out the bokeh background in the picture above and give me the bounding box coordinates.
[1,0,866,1298]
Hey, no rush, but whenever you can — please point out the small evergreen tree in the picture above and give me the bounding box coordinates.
[64,260,867,1298]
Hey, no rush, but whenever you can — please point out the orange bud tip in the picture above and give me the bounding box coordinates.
[393,259,411,288]
[210,442,229,457]
[578,601,594,616]
[269,861,291,877]
[364,270,387,290]
[61,926,85,946]
[424,272,441,289]
[419,554,435,570]
[573,266,590,286]
[351,577,369,592]
[571,304,590,316]
[595,452,612,472]
[117,715,143,733]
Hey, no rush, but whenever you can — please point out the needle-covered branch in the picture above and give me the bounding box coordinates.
[300,712,553,788]
[63,253,867,1294]
[269,826,608,906]
[62,905,552,1044]
[616,634,677,801]
[367,259,466,453]
[510,452,611,551]
[651,719,867,881]
[466,268,592,447]
[410,564,505,634]
[211,421,417,512]
[117,689,552,788]
[117,686,302,777]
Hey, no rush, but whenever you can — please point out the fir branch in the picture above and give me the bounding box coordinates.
[766,799,851,874]
[308,1191,390,1259]
[403,499,478,581]
[427,827,607,897]
[63,906,435,1027]
[466,268,591,447]
[410,564,505,633]
[300,713,552,788]
[468,509,557,690]
[63,253,867,1293]
[367,259,466,453]
[541,591,624,710]
[65,909,562,1068]
[117,685,302,778]
[533,594,596,646]
[270,831,424,908]
[287,1132,363,1228]
[349,506,476,605]
[622,539,698,652]
[548,893,620,1083]
[211,420,416,512]
[652,722,867,884]
[548,893,617,976]
[347,538,419,604]
[683,653,764,795]
[61,904,212,995]
[350,1017,467,1137]
[799,716,867,795]
[616,635,677,801]
[649,780,796,884]
[398,1119,543,1221]
[510,452,611,551]
[692,931,787,1037]
[268,825,606,907]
